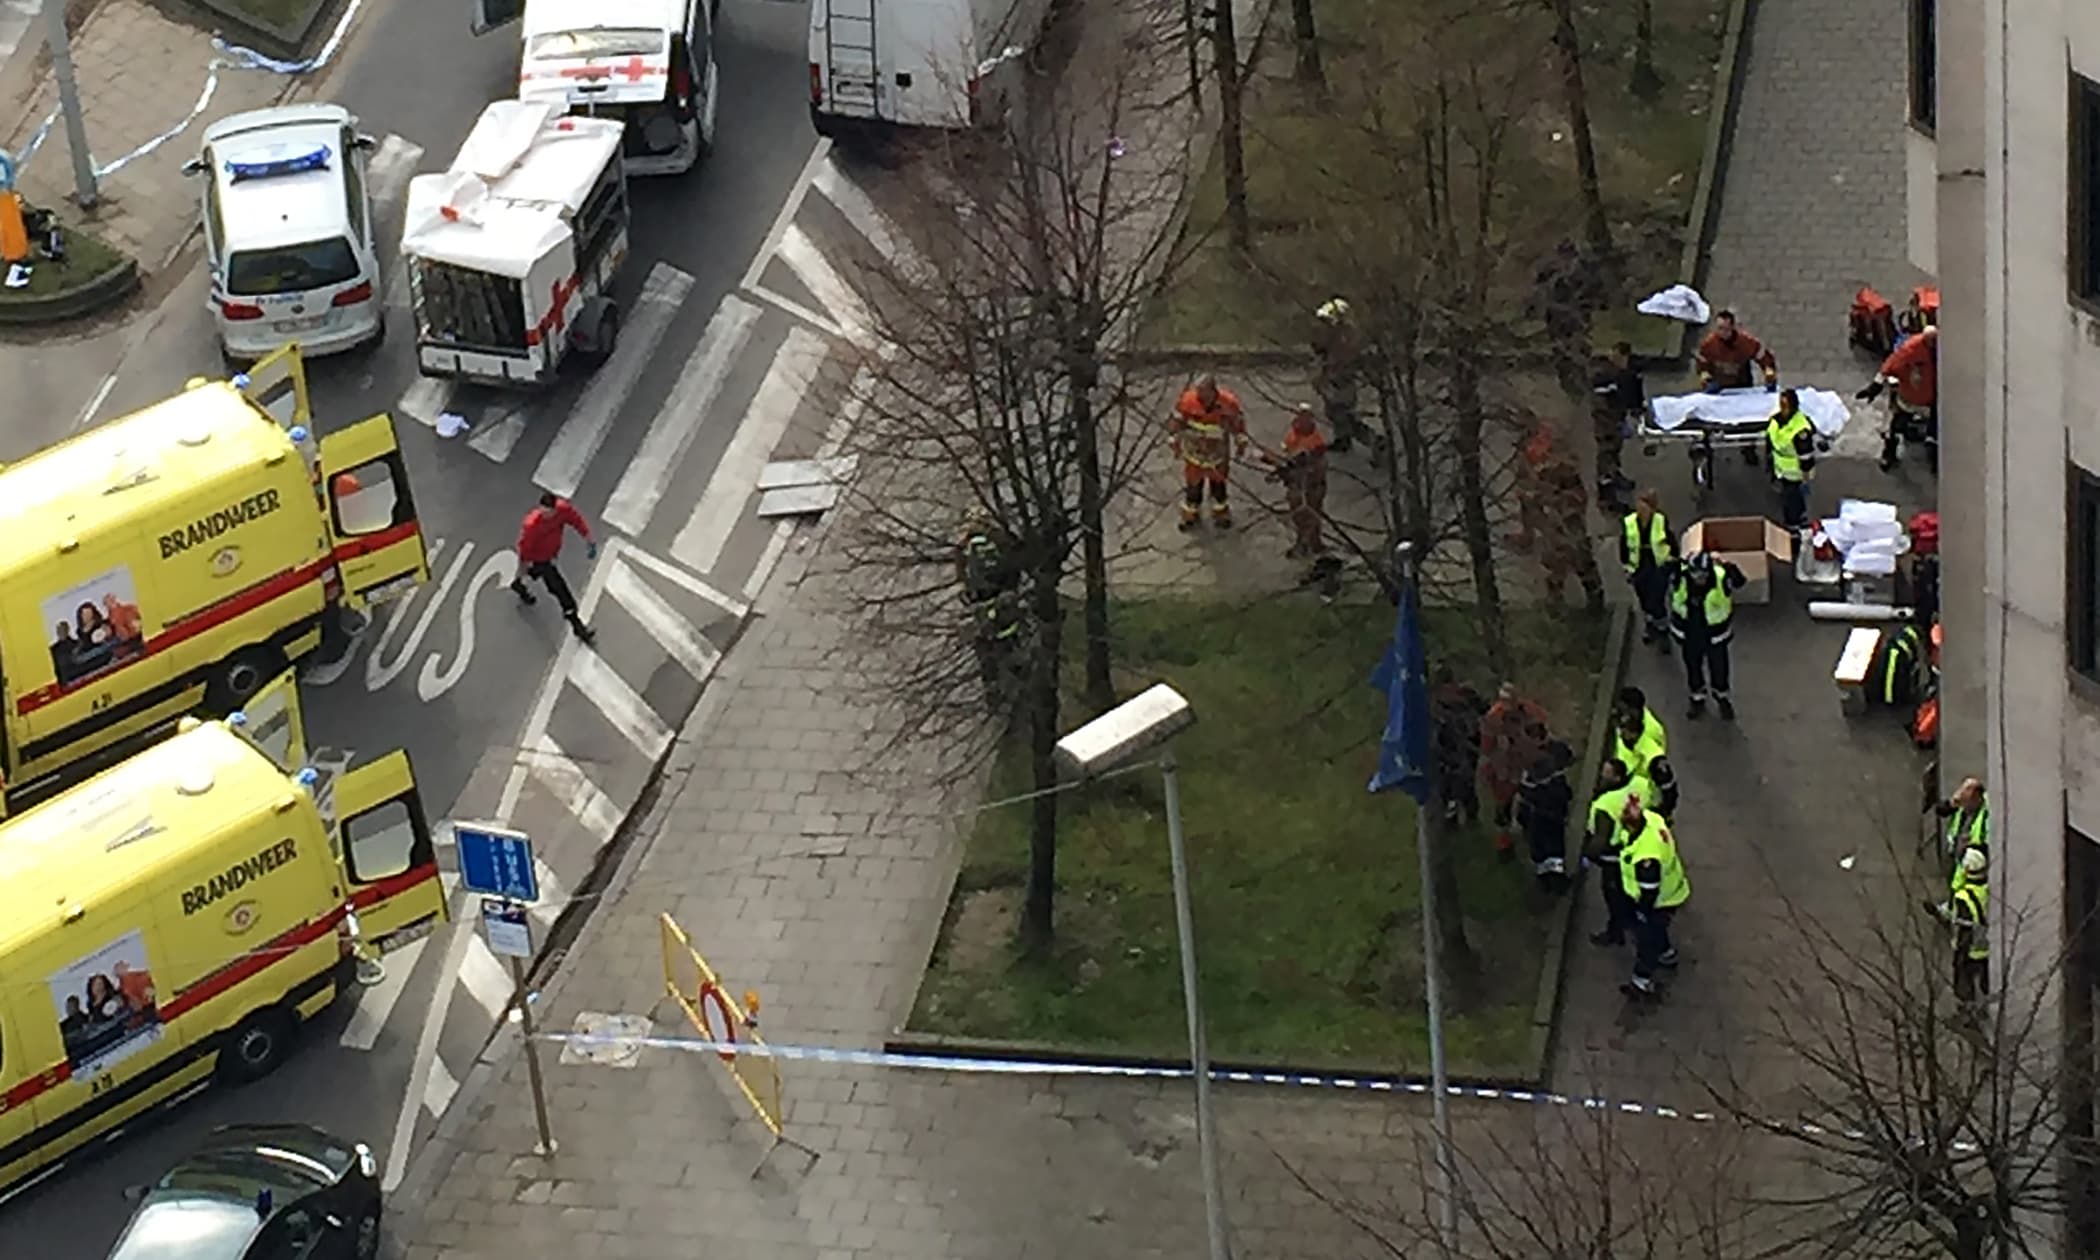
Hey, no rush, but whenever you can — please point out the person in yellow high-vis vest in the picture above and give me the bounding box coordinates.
[1766,388,1819,528]
[1667,551,1745,720]
[1617,797,1689,1000]
[1584,757,1645,947]
[1619,490,1675,645]
[1927,847,1989,1002]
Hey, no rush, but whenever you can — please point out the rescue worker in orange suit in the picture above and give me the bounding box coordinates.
[1517,421,1604,614]
[1261,404,1330,558]
[1169,375,1248,531]
[1480,683,1549,861]
[1857,324,1938,474]
[1694,308,1779,392]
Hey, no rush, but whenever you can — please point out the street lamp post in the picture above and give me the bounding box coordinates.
[1056,685,1228,1260]
[41,0,98,208]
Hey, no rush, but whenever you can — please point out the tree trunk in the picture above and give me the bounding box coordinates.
[1629,0,1662,99]
[1071,366,1115,712]
[1211,0,1252,255]
[1019,563,1066,956]
[1546,0,1613,262]
[1289,0,1325,90]
[1449,339,1511,677]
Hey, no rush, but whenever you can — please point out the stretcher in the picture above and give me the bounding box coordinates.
[1639,385,1853,505]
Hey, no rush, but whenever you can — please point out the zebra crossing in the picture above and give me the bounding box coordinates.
[319,133,910,1153]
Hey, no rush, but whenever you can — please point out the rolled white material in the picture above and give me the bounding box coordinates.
[1809,601,1916,622]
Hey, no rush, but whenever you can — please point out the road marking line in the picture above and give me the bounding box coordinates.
[534,263,695,497]
[670,325,827,574]
[386,918,474,1192]
[338,935,428,1051]
[600,295,759,535]
[812,156,914,265]
[467,409,526,462]
[458,934,515,1021]
[526,732,626,844]
[616,542,751,619]
[605,558,720,681]
[397,377,450,428]
[73,372,117,432]
[422,1054,460,1118]
[779,224,870,343]
[740,138,829,293]
[567,647,674,758]
[747,282,847,340]
[745,522,793,601]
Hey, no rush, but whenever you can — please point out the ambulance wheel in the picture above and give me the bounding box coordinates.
[219,1007,294,1083]
[206,646,287,712]
[590,305,620,361]
[350,1207,381,1260]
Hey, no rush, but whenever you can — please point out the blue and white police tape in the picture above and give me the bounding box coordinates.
[15,0,365,181]
[528,1029,1715,1121]
[528,1028,1984,1153]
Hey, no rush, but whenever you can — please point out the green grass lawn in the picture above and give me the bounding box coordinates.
[907,595,1606,1076]
[0,218,127,301]
[1143,0,1729,350]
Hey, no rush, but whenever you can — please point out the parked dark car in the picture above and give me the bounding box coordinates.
[105,1124,381,1260]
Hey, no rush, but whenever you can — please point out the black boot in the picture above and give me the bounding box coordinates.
[567,615,596,644]
[1716,696,1736,720]
[510,580,537,606]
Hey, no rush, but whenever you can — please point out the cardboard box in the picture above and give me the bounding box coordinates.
[1681,516,1794,605]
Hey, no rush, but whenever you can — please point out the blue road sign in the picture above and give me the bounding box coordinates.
[454,824,538,902]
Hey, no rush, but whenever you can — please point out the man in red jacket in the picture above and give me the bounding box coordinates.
[511,491,598,643]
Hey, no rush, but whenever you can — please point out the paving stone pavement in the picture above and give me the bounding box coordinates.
[390,0,1945,1252]
[1555,0,1940,1110]
[2,0,292,270]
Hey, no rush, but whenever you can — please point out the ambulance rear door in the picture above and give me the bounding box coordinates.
[319,417,429,609]
[335,750,446,954]
[232,668,307,774]
[236,344,311,435]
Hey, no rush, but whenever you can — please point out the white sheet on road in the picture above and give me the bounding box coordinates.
[1648,387,1852,437]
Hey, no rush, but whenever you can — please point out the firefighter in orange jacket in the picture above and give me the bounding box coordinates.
[1170,375,1249,530]
[1858,325,1938,474]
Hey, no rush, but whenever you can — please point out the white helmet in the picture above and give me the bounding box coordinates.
[1316,298,1350,323]
[1961,847,1989,878]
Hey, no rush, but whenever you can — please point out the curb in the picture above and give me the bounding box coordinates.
[1527,599,1633,1084]
[881,1030,1541,1091]
[0,255,138,324]
[1631,0,1757,365]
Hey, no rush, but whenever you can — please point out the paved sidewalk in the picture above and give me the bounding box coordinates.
[3,0,295,271]
[1554,0,1938,1109]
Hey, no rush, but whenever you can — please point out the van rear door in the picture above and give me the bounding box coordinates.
[234,668,307,774]
[236,344,311,435]
[335,750,446,954]
[319,417,429,609]
[470,0,523,35]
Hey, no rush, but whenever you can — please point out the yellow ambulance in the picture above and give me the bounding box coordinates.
[0,673,446,1195]
[0,348,428,814]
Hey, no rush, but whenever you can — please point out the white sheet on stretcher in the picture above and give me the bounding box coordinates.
[1648,387,1851,437]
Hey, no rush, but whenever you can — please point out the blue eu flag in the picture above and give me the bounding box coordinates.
[1368,577,1432,803]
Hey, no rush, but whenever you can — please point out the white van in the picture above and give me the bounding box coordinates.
[184,104,385,367]
[807,0,1052,135]
[473,0,720,177]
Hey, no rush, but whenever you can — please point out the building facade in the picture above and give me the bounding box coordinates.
[1909,0,2100,1250]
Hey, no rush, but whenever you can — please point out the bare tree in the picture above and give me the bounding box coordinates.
[839,38,1187,953]
[1541,0,1614,263]
[1275,1097,1766,1258]
[1209,0,1253,256]
[1630,0,1662,100]
[1708,886,2072,1260]
[1290,0,1326,90]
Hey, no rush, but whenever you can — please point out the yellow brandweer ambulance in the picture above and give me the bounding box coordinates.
[0,348,428,814]
[0,673,445,1195]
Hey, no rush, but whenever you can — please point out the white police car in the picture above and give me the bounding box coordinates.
[183,104,384,367]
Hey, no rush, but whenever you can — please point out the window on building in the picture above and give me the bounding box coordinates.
[2065,826,2100,1254]
[1908,0,1936,132]
[2074,74,2100,301]
[2073,464,2100,681]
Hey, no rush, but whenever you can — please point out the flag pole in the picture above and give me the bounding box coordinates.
[1397,542,1459,1251]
